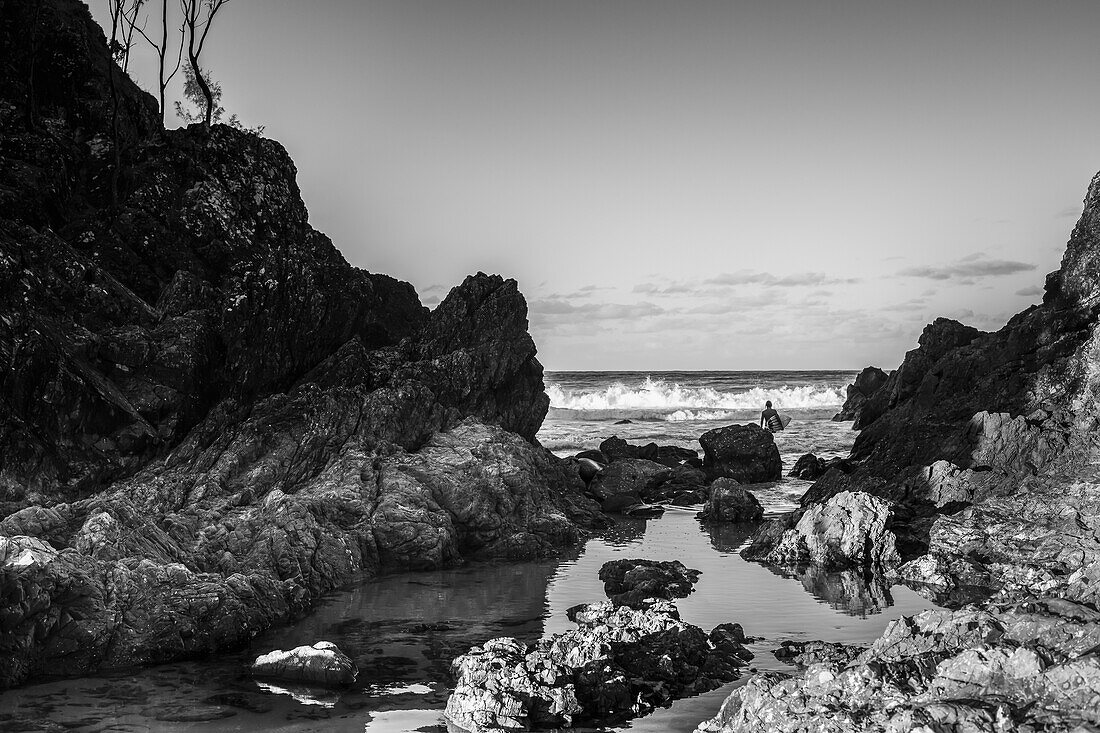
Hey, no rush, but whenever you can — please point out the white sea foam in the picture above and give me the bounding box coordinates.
[545,377,844,412]
[664,409,736,422]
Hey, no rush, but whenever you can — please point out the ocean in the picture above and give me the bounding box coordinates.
[539,369,858,513]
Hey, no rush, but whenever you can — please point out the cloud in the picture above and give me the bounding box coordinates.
[529,298,667,321]
[704,270,859,288]
[1015,285,1042,297]
[897,255,1035,280]
[1056,205,1082,218]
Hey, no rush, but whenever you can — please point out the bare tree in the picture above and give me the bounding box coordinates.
[180,0,231,128]
[128,0,185,124]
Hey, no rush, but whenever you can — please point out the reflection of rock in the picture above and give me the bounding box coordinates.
[696,600,1100,733]
[251,641,357,686]
[772,564,893,617]
[699,424,782,483]
[599,559,700,607]
[446,598,753,732]
[701,522,760,554]
[742,491,900,572]
[696,479,763,523]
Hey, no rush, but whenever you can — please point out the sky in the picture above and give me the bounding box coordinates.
[91,0,1100,371]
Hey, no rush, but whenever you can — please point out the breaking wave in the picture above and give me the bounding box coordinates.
[545,377,844,414]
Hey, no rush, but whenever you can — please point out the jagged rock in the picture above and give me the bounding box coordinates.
[0,0,607,689]
[772,640,864,667]
[588,459,671,505]
[831,366,888,423]
[446,597,752,732]
[696,479,763,523]
[741,491,900,571]
[696,602,1100,733]
[250,641,357,686]
[598,559,700,607]
[699,424,782,483]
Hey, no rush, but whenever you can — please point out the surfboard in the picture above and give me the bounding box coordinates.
[779,415,792,430]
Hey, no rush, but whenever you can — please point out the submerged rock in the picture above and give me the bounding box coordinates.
[696,479,763,523]
[250,641,357,686]
[446,597,753,732]
[699,424,782,483]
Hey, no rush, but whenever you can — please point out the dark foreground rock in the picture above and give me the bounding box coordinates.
[599,559,701,607]
[0,0,603,688]
[831,366,888,423]
[250,641,357,686]
[696,479,763,523]
[446,597,753,732]
[699,424,782,483]
[696,601,1100,732]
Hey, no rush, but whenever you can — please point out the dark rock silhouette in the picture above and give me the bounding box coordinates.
[598,435,697,467]
[0,0,601,688]
[699,424,782,483]
[831,366,888,423]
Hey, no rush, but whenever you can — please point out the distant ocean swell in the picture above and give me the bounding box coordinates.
[545,377,843,422]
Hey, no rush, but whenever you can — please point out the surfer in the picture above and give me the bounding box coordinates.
[760,400,783,433]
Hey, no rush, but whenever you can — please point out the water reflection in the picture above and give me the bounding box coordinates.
[0,512,940,733]
[760,563,894,617]
[700,521,761,554]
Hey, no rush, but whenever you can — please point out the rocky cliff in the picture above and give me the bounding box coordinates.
[0,0,598,688]
[714,174,1100,730]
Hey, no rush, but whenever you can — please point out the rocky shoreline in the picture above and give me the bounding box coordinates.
[3,0,1100,730]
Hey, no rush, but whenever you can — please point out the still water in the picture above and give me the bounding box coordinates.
[0,510,936,733]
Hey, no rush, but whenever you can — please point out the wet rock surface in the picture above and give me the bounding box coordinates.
[251,641,357,687]
[696,479,763,523]
[446,565,753,732]
[0,0,603,688]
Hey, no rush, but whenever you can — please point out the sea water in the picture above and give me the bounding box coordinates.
[0,371,939,733]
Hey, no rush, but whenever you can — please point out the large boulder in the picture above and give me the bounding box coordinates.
[741,491,900,572]
[250,641,357,686]
[696,479,764,523]
[699,424,782,483]
[831,366,888,423]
